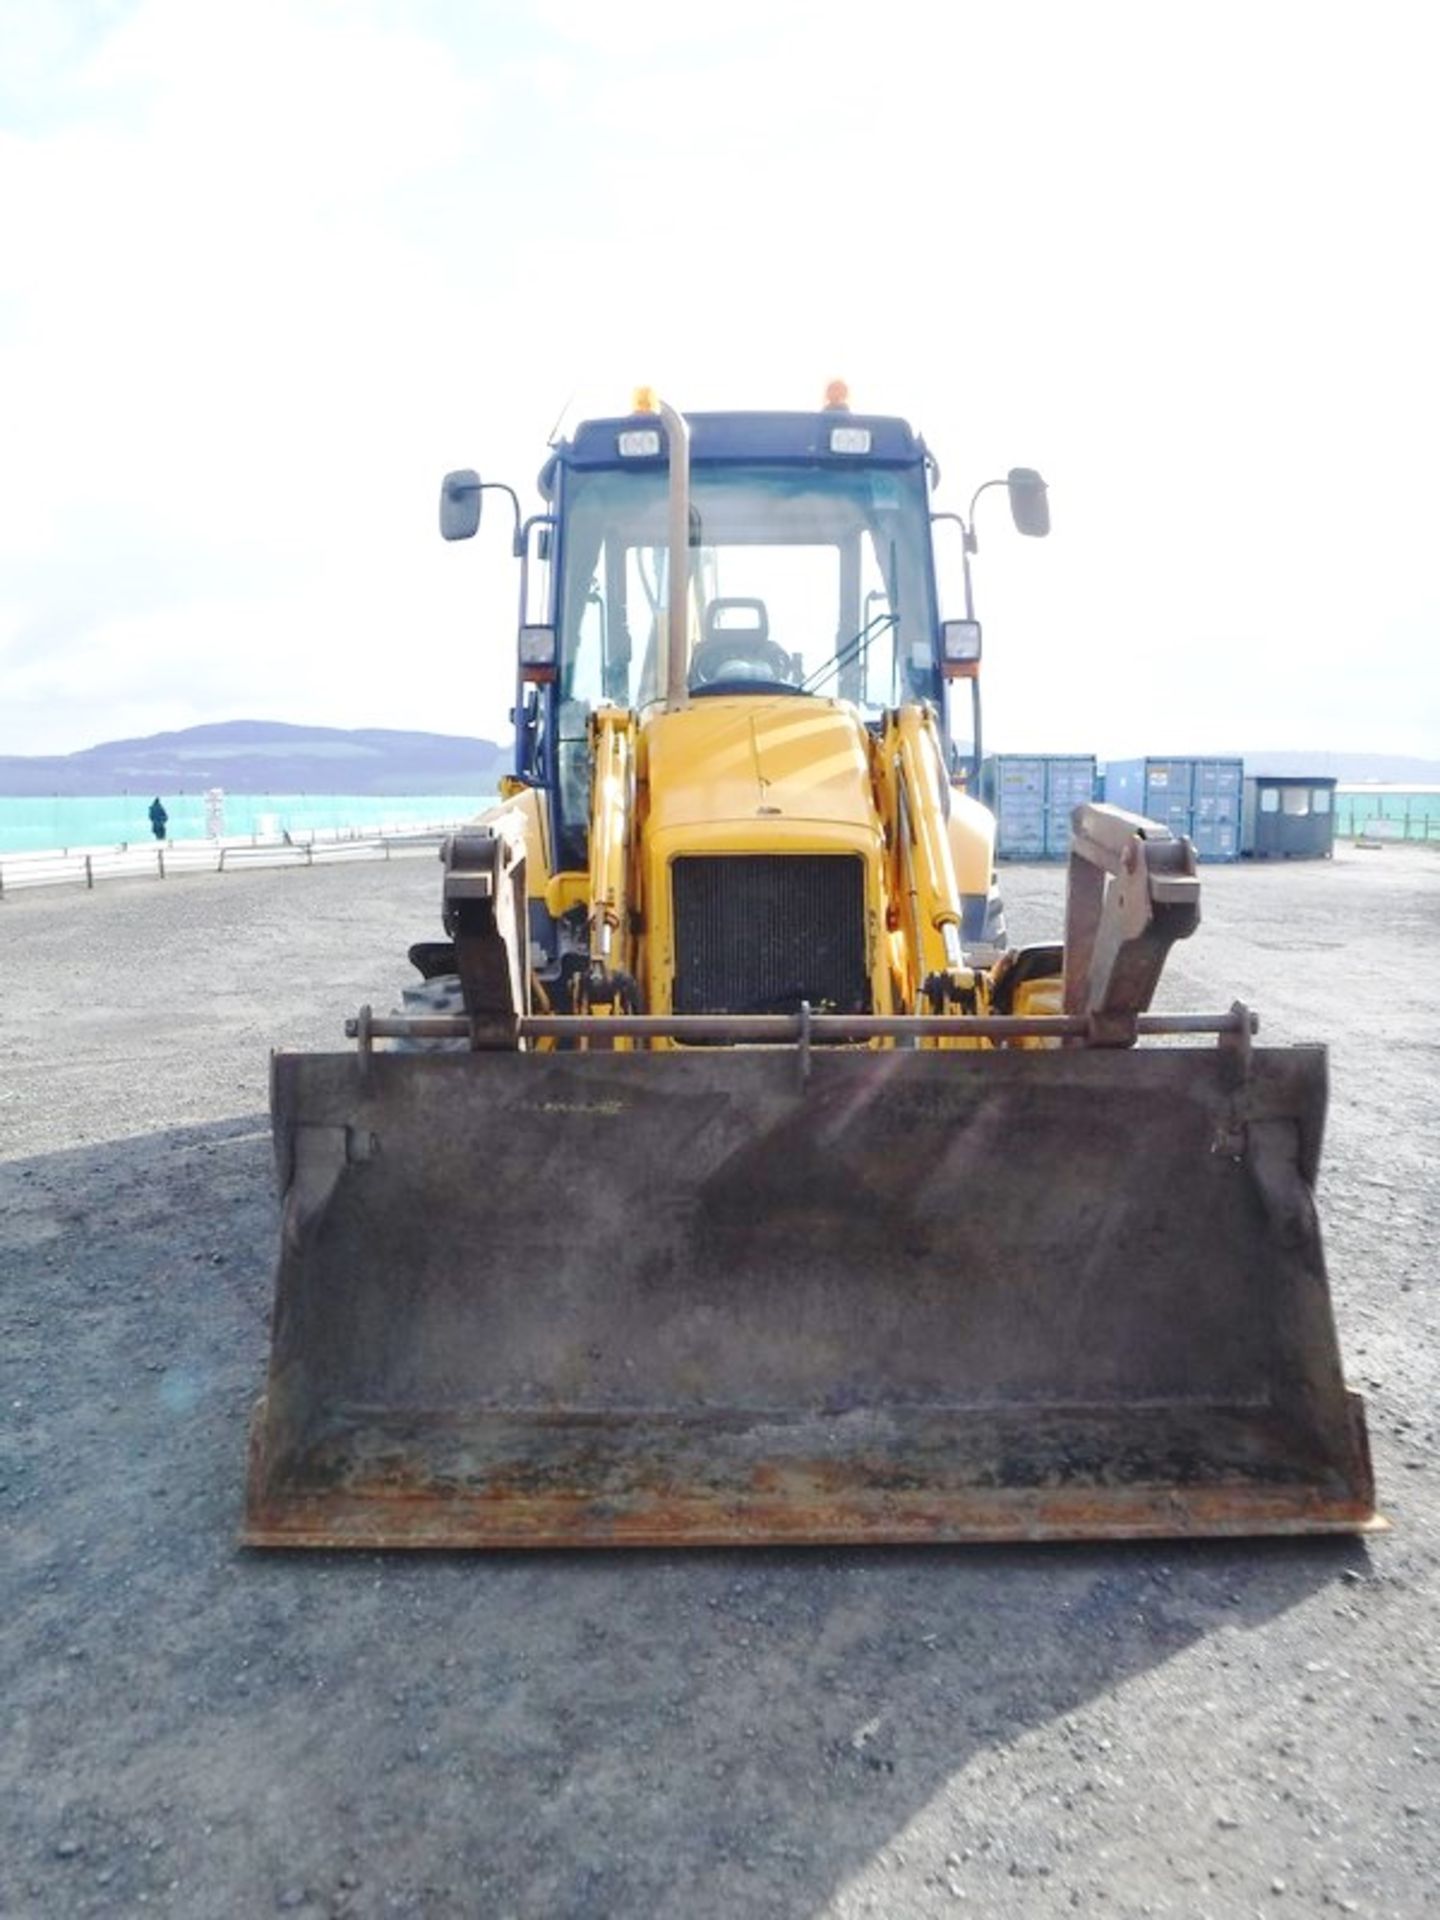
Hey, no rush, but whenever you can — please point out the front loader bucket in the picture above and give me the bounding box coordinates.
[245,1045,1377,1548]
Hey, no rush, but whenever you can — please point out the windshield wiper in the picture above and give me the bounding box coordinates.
[801,609,897,696]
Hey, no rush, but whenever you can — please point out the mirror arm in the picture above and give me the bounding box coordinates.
[965,477,1009,551]
[477,483,523,557]
[931,509,977,622]
[953,473,1034,614]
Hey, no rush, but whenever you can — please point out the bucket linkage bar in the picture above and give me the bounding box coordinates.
[1062,802,1202,1045]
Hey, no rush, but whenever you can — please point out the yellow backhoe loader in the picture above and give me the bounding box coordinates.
[244,390,1378,1549]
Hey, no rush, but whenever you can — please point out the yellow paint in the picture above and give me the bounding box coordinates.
[643,698,879,837]
[469,691,1007,1050]
[637,697,890,1024]
[544,871,589,917]
[1008,971,1065,1049]
[948,790,996,900]
[478,783,553,889]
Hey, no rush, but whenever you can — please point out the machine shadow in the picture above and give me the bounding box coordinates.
[2,1118,1371,1920]
[360,1533,1363,1916]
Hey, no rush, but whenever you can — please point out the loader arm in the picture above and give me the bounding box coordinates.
[580,707,639,1012]
[879,705,970,1008]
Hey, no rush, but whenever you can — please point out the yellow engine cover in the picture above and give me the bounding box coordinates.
[638,696,889,1015]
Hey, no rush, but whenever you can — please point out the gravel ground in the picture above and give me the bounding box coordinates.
[2,844,1437,1919]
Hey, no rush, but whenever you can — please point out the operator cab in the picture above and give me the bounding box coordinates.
[533,411,943,861]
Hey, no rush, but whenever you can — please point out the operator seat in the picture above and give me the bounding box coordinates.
[690,598,802,693]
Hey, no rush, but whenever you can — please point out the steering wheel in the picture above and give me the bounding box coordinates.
[689,633,799,689]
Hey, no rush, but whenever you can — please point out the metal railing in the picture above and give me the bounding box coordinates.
[0,822,464,898]
[1343,813,1440,845]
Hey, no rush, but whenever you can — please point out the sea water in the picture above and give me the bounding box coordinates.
[7,784,1436,857]
[0,792,494,855]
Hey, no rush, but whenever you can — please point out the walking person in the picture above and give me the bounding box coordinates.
[148,796,169,842]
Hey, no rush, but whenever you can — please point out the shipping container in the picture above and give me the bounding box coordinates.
[1241,776,1337,858]
[1101,757,1242,861]
[982,755,1097,859]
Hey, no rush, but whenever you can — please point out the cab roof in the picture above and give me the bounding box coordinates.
[540,410,928,497]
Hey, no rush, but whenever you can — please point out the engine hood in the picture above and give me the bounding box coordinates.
[641,697,879,839]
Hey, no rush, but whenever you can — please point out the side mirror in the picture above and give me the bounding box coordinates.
[440,469,483,542]
[941,618,982,678]
[1007,467,1050,538]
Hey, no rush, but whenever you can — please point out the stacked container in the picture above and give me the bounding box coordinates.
[982,755,1046,859]
[1101,757,1243,861]
[981,755,1098,859]
[1045,756,1100,858]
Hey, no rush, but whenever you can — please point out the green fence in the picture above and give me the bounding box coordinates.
[1335,789,1440,842]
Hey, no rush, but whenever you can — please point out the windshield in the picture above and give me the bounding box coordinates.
[557,462,939,716]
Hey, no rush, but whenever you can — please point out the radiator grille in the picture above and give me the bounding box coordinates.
[671,856,870,1015]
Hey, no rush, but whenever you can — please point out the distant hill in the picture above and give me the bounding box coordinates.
[5,721,1434,799]
[1090,749,1440,784]
[0,720,508,797]
[1228,750,1440,784]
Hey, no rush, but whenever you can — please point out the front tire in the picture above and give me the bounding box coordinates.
[387,973,468,1052]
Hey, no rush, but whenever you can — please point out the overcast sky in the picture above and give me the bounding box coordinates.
[2,0,1436,761]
